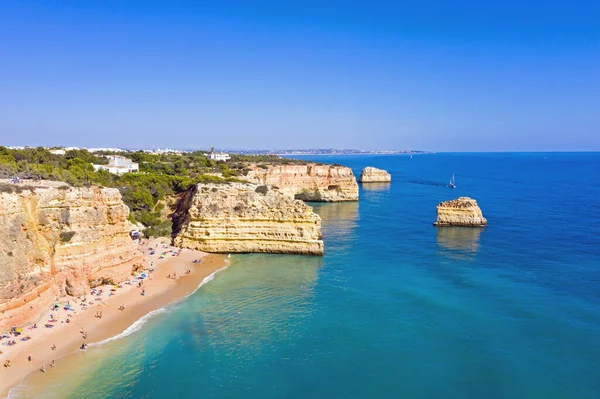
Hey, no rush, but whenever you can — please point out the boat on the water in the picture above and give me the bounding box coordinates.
[448,174,456,188]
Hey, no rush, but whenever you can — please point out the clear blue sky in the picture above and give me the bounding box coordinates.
[1,0,599,151]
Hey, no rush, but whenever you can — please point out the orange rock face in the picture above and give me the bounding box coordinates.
[0,184,144,330]
[243,164,359,202]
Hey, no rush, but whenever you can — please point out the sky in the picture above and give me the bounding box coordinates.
[0,0,599,151]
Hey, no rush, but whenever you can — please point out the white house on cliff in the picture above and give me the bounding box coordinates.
[93,155,139,175]
[205,148,230,162]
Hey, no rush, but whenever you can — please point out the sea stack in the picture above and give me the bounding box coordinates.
[359,167,391,183]
[433,197,487,226]
[172,183,324,255]
[242,163,359,202]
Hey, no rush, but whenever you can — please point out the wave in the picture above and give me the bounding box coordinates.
[90,265,228,347]
[5,264,230,399]
[88,307,168,347]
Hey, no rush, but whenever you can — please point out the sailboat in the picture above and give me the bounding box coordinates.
[448,174,456,188]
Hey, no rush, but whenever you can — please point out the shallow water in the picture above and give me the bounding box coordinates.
[10,153,600,398]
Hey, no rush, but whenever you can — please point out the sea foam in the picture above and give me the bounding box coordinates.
[90,265,228,347]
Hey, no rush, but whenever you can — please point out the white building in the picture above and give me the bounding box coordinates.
[49,149,66,155]
[87,148,127,153]
[144,148,184,155]
[92,155,139,175]
[204,148,230,162]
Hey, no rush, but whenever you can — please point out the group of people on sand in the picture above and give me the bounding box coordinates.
[1,242,170,377]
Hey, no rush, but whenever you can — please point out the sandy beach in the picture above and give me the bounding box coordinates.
[0,238,227,398]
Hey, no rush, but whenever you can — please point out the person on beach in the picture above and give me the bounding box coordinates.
[51,360,56,368]
[41,364,46,373]
[51,343,56,350]
[28,354,32,362]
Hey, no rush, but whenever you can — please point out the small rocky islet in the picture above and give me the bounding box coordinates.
[433,196,487,227]
[358,166,391,183]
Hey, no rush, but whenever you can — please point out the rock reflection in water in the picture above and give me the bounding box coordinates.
[360,182,391,191]
[436,227,483,259]
[310,202,359,249]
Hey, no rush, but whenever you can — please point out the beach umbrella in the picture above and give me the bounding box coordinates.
[141,274,147,278]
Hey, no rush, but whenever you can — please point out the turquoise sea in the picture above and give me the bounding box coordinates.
[10,153,600,399]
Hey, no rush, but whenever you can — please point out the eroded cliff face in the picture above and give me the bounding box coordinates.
[359,167,391,183]
[242,164,359,202]
[434,197,487,227]
[0,184,144,330]
[173,183,324,255]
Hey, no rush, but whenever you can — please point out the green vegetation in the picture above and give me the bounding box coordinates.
[0,147,311,237]
[0,147,247,237]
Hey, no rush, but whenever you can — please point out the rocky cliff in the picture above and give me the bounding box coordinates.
[359,166,391,183]
[243,164,359,202]
[172,183,324,255]
[0,183,144,330]
[434,197,487,227]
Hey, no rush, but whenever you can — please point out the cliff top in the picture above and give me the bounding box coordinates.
[438,197,480,209]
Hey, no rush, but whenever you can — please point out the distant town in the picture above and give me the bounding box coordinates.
[4,146,427,156]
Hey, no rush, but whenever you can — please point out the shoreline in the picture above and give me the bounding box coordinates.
[1,238,228,398]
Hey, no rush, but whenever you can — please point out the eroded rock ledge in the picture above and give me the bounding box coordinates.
[359,167,391,183]
[172,183,324,255]
[0,184,144,330]
[434,197,487,227]
[242,164,359,202]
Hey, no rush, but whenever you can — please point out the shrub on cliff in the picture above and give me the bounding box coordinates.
[60,231,76,243]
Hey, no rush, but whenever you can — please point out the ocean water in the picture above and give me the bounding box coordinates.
[10,153,600,399]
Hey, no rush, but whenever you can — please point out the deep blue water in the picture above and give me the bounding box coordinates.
[12,153,600,398]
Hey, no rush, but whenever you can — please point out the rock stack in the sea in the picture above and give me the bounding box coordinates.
[359,167,391,183]
[433,197,487,226]
[242,163,359,202]
[172,183,324,255]
[0,183,144,331]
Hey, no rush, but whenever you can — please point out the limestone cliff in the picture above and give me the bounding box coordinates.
[242,164,359,202]
[172,183,324,255]
[434,197,487,227]
[0,183,144,330]
[359,167,391,183]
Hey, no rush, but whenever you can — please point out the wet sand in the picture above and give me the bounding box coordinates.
[0,239,227,398]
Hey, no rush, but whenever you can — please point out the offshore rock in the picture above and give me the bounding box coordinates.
[0,183,144,330]
[172,183,324,255]
[359,166,391,183]
[433,197,487,227]
[243,164,359,202]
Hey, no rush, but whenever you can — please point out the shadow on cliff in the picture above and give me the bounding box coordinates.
[169,188,196,241]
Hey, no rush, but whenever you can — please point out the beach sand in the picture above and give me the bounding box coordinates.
[0,238,227,398]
